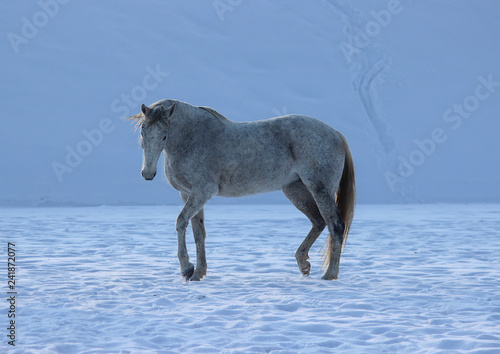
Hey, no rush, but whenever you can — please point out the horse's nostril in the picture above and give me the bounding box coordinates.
[153,172,157,178]
[141,170,144,177]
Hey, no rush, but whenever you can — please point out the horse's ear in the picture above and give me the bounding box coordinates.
[166,103,176,119]
[141,104,150,116]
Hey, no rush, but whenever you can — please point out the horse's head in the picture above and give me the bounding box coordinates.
[137,102,175,180]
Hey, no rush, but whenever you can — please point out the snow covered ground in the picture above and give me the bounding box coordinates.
[2,203,500,353]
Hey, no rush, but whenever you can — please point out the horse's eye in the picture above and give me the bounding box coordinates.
[163,136,166,141]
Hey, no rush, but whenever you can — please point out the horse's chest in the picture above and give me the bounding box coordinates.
[164,158,190,192]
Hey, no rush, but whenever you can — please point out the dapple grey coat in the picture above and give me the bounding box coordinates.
[129,99,355,281]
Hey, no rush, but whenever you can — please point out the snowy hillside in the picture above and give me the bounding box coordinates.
[1,1,499,205]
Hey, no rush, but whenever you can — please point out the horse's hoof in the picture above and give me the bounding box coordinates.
[300,262,311,276]
[190,268,206,282]
[182,264,195,280]
[321,273,338,280]
[190,270,201,281]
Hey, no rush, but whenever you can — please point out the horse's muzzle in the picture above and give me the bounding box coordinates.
[141,170,156,181]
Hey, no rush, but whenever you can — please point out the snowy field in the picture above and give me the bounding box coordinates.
[2,203,500,353]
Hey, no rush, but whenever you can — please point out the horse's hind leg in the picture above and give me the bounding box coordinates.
[302,180,345,280]
[283,180,326,276]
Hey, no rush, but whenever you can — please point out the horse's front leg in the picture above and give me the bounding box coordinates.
[190,208,207,281]
[177,192,211,280]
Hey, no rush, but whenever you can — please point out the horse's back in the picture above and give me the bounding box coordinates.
[214,115,345,197]
[244,114,345,165]
[274,114,343,152]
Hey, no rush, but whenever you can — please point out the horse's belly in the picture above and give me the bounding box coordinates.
[217,168,298,197]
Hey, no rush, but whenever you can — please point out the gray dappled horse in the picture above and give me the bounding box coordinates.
[128,99,355,281]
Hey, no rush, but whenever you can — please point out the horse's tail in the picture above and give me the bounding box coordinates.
[337,135,356,251]
[323,134,356,268]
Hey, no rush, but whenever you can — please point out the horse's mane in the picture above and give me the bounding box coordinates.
[198,106,231,124]
[127,101,230,131]
[127,112,145,132]
[127,102,167,132]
